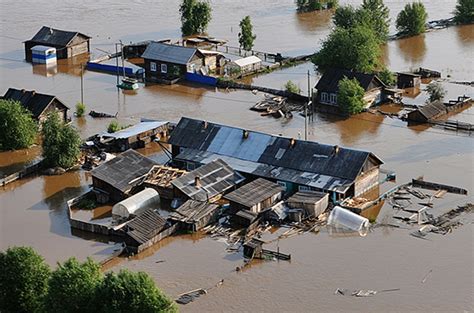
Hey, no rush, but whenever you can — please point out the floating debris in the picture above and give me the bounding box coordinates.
[175,288,207,305]
[335,288,400,297]
[421,269,433,284]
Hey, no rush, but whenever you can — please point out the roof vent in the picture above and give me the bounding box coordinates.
[202,120,208,129]
[194,176,201,188]
[290,138,296,148]
[242,130,249,139]
[49,27,53,35]
[333,145,340,155]
[21,89,26,93]
[31,90,36,96]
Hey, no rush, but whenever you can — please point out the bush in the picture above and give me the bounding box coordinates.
[0,247,50,313]
[378,68,396,86]
[76,197,97,210]
[41,113,82,169]
[338,77,366,114]
[0,99,37,151]
[75,102,86,117]
[107,120,121,133]
[396,2,428,36]
[284,80,301,94]
[426,82,447,102]
[453,0,474,24]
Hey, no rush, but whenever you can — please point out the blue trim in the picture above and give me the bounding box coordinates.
[185,72,217,86]
[86,62,133,75]
[32,53,56,60]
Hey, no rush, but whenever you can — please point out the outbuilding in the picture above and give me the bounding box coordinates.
[168,200,220,232]
[397,72,421,89]
[286,191,329,218]
[112,188,160,221]
[225,55,262,75]
[406,100,447,123]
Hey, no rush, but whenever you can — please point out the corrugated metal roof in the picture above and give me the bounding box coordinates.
[224,178,283,208]
[169,117,383,182]
[91,149,158,193]
[233,56,262,67]
[171,159,245,201]
[101,121,169,139]
[287,191,328,204]
[315,68,385,92]
[3,88,68,119]
[141,42,197,65]
[28,26,90,47]
[123,209,167,245]
[168,200,219,223]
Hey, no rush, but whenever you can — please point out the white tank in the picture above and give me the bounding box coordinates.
[327,206,370,236]
[112,188,160,219]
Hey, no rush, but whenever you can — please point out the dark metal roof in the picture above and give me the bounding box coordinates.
[171,159,245,201]
[27,26,90,47]
[224,178,283,208]
[168,200,219,223]
[408,101,446,121]
[3,88,69,119]
[91,149,158,193]
[123,209,167,245]
[141,42,198,65]
[287,191,328,204]
[169,117,383,181]
[315,68,384,92]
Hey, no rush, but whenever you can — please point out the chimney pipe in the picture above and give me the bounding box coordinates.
[242,130,249,139]
[290,138,296,148]
[333,145,340,155]
[194,176,201,188]
[203,121,208,129]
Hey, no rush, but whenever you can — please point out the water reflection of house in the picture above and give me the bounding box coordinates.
[314,68,386,111]
[169,117,384,201]
[24,26,91,62]
[32,63,58,77]
[2,88,69,124]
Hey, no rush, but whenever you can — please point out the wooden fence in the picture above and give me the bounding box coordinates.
[1,160,43,187]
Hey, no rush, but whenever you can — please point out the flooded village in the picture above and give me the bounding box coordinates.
[0,0,473,312]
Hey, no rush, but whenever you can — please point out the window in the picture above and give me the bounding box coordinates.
[161,63,167,73]
[321,92,329,103]
[150,62,157,72]
[298,185,312,192]
[186,162,195,171]
[330,93,337,104]
[277,181,287,191]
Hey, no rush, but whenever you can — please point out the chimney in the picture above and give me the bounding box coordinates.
[21,89,25,93]
[49,27,53,35]
[333,145,340,155]
[202,120,208,129]
[290,138,296,148]
[242,130,249,139]
[31,90,36,96]
[194,176,201,188]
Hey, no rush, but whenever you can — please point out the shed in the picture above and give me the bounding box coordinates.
[243,238,264,259]
[198,49,226,71]
[141,42,205,83]
[91,149,158,203]
[2,88,69,124]
[407,101,447,123]
[171,159,245,202]
[143,165,188,199]
[231,209,258,228]
[226,55,262,75]
[31,45,57,64]
[112,188,160,221]
[265,201,289,223]
[286,191,329,218]
[224,178,284,213]
[168,200,220,231]
[397,72,421,89]
[24,26,91,62]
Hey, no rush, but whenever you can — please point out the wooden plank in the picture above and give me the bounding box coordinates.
[412,179,468,195]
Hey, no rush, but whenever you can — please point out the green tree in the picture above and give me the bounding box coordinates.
[396,2,428,36]
[378,67,396,86]
[41,113,82,169]
[96,269,178,313]
[312,25,381,72]
[453,0,474,24]
[75,102,86,117]
[238,16,257,51]
[0,100,37,151]
[333,5,359,29]
[426,82,447,102]
[338,77,366,114]
[107,120,121,133]
[44,258,102,313]
[0,246,50,313]
[180,0,212,36]
[284,80,301,94]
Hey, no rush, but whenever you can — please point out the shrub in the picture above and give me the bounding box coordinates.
[284,80,301,94]
[338,77,366,114]
[0,99,37,151]
[453,0,474,24]
[75,102,86,117]
[107,120,121,133]
[426,82,447,102]
[378,68,396,86]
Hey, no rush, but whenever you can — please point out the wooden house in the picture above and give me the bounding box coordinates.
[397,72,421,89]
[141,42,205,83]
[171,159,245,202]
[224,178,283,214]
[91,149,158,203]
[168,200,220,232]
[406,101,447,123]
[169,117,384,200]
[314,68,386,110]
[24,26,90,62]
[286,191,329,218]
[2,88,69,124]
[143,165,188,199]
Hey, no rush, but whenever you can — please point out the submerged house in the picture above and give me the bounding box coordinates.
[91,149,158,203]
[141,42,205,83]
[286,191,329,218]
[24,26,91,62]
[168,200,220,232]
[406,101,447,123]
[397,72,421,89]
[2,88,69,124]
[143,165,188,199]
[315,68,386,110]
[169,117,384,200]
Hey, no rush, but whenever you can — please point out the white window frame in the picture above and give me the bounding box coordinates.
[330,93,337,104]
[277,181,287,191]
[298,185,312,192]
[186,162,195,171]
[161,63,167,73]
[150,62,157,72]
[321,92,329,103]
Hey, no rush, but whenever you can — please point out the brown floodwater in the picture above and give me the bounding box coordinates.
[1,1,473,312]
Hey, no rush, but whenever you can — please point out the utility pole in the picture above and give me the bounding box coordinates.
[115,43,119,85]
[305,70,311,141]
[80,63,84,105]
[119,40,125,78]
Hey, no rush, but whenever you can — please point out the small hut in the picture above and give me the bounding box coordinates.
[286,191,329,218]
[168,200,220,232]
[397,72,421,89]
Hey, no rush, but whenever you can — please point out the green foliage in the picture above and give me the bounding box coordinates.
[169,65,182,78]
[76,197,97,210]
[0,246,50,313]
[426,82,447,102]
[44,258,102,313]
[312,25,381,73]
[75,102,86,117]
[284,80,301,94]
[0,99,37,151]
[107,120,121,133]
[338,77,366,115]
[296,0,338,12]
[238,16,257,51]
[41,113,81,169]
[378,67,396,86]
[396,2,428,36]
[334,0,390,43]
[180,0,212,36]
[453,0,474,24]
[96,269,178,313]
